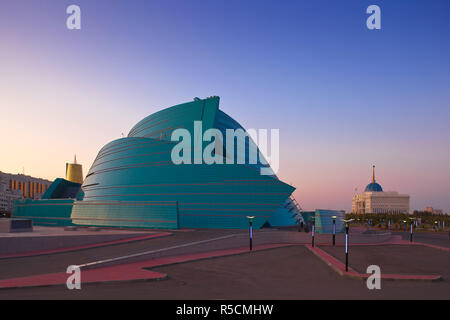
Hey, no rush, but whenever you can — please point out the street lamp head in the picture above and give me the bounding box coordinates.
[343,218,354,228]
[246,216,255,220]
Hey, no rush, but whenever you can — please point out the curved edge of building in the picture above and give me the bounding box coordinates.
[14,97,302,230]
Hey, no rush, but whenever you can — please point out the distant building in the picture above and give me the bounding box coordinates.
[424,207,443,215]
[12,157,84,226]
[0,171,52,212]
[352,166,410,214]
[301,209,346,234]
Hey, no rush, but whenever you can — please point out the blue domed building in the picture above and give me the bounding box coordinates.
[364,166,383,192]
[352,166,410,214]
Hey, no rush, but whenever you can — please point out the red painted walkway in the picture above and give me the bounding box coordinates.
[0,232,172,259]
[0,243,291,289]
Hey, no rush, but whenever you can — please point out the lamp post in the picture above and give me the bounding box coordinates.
[246,216,255,251]
[311,217,316,247]
[332,215,337,246]
[408,217,415,242]
[343,219,354,272]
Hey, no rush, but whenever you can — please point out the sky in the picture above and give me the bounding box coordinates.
[0,0,449,212]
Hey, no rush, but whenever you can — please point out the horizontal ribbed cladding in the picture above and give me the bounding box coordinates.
[71,200,178,229]
[78,153,294,229]
[12,199,75,227]
[83,137,176,187]
[128,97,219,140]
[72,97,295,229]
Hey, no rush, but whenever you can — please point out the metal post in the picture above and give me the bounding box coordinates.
[246,216,254,251]
[345,223,349,272]
[410,222,413,242]
[332,217,336,246]
[249,219,253,251]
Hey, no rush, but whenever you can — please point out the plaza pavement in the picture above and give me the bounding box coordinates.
[0,227,448,299]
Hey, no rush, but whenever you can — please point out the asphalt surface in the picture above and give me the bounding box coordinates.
[0,228,353,280]
[392,231,450,248]
[321,244,450,279]
[1,229,449,299]
[0,245,449,300]
[0,229,242,280]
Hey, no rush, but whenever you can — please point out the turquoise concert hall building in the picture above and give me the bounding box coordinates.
[14,97,302,229]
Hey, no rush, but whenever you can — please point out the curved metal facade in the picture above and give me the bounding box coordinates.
[15,97,300,229]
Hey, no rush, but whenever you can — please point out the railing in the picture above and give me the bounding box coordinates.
[288,196,304,225]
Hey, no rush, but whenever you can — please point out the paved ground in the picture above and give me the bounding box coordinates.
[320,244,450,279]
[0,226,160,255]
[0,228,448,299]
[0,244,290,289]
[0,227,359,279]
[392,231,450,248]
[0,226,150,238]
[0,245,449,300]
[0,229,241,280]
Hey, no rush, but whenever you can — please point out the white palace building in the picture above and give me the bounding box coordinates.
[352,166,410,214]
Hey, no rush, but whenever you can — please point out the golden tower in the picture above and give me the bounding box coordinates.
[66,155,83,184]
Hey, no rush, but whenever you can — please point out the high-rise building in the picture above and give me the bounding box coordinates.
[352,166,410,214]
[0,171,52,212]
